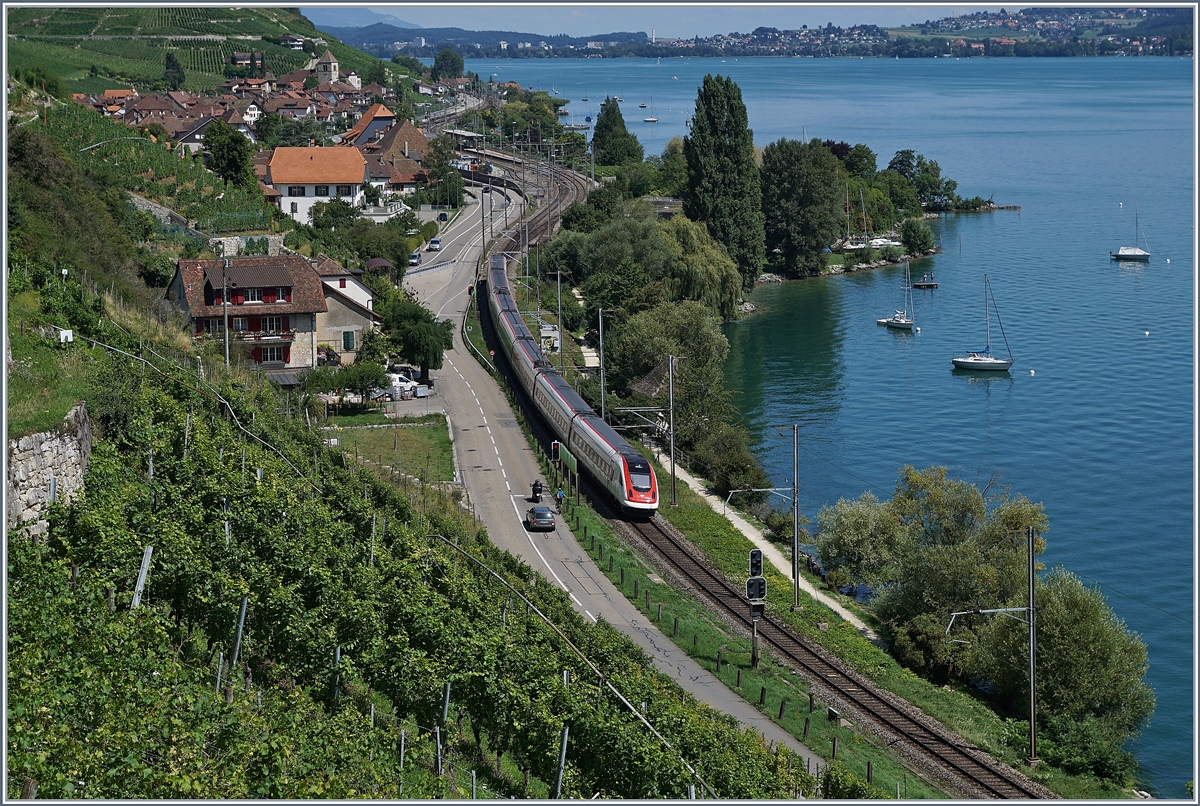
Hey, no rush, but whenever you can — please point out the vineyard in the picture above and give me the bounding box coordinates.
[5,275,815,798]
[36,103,278,236]
[7,6,390,94]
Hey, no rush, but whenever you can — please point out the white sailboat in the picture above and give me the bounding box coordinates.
[1110,202,1151,261]
[877,264,915,329]
[952,275,1014,371]
[643,96,658,123]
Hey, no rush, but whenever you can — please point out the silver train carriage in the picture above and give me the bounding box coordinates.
[488,261,658,512]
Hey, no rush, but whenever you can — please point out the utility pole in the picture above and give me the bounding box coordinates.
[557,266,563,373]
[599,307,606,421]
[668,355,676,507]
[1026,523,1039,767]
[790,424,800,609]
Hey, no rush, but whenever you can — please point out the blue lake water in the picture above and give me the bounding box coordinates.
[465,56,1195,796]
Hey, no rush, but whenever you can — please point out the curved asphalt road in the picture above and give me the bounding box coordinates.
[398,190,819,772]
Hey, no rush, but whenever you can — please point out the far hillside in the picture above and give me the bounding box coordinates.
[5,7,401,94]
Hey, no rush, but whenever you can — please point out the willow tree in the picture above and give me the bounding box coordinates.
[682,75,764,288]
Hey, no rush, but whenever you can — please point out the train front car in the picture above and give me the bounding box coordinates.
[620,453,658,513]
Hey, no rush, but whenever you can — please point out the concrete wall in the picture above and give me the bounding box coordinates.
[7,402,93,540]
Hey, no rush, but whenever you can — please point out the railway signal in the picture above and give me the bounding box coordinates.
[746,576,766,602]
[749,549,763,578]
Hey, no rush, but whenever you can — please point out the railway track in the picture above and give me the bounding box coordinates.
[464,146,591,251]
[622,515,1057,800]
[466,141,1051,800]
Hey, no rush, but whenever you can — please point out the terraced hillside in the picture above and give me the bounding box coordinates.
[5,7,391,93]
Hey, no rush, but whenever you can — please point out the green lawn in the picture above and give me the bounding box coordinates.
[334,416,455,483]
[6,292,97,437]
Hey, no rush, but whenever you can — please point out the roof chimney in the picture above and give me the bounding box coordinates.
[404,141,409,158]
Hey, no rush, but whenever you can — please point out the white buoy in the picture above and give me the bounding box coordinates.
[1120,202,1123,207]
[1029,369,1035,376]
[1145,331,1150,336]
[1166,259,1170,263]
[915,327,920,333]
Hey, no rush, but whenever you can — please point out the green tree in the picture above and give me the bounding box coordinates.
[338,360,389,410]
[366,60,388,87]
[655,136,688,197]
[591,97,643,166]
[303,74,319,90]
[974,568,1154,781]
[309,198,360,231]
[381,299,453,380]
[682,75,764,287]
[203,118,255,187]
[433,48,464,79]
[760,138,843,275]
[876,169,920,217]
[843,143,877,180]
[901,218,936,254]
[814,492,904,585]
[163,52,186,91]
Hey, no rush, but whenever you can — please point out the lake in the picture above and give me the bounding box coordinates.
[464,56,1195,797]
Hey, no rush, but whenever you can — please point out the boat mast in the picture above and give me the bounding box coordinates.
[984,275,991,351]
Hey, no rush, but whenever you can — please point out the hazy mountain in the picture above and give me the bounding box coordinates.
[302,7,423,29]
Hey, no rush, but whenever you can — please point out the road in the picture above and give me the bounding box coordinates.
[398,188,819,769]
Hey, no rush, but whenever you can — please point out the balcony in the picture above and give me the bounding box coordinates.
[195,329,297,344]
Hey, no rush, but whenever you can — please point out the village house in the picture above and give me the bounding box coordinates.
[265,146,368,223]
[311,254,381,361]
[338,102,396,147]
[166,255,329,379]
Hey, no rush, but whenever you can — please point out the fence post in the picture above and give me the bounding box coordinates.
[435,725,443,775]
[442,681,452,727]
[20,779,38,799]
[553,724,569,798]
[130,546,154,609]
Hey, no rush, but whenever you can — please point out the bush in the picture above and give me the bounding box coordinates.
[901,219,936,254]
[824,568,851,591]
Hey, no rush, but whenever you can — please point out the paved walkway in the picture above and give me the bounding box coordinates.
[650,448,882,645]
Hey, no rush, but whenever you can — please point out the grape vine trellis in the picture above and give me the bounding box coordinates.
[41,103,276,234]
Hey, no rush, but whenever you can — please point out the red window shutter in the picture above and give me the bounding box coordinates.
[252,347,262,362]
[339,278,346,288]
[250,317,261,332]
[236,289,244,304]
[283,345,291,363]
[282,316,290,331]
[265,288,276,303]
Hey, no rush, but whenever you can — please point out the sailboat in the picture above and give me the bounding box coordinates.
[952,275,1014,371]
[876,264,915,329]
[1110,202,1151,261]
[643,97,658,123]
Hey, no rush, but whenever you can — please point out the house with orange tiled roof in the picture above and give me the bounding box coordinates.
[362,118,428,164]
[266,147,368,223]
[339,102,396,148]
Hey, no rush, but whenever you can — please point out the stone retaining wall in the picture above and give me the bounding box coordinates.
[7,402,93,539]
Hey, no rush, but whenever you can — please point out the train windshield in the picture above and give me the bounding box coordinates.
[626,457,653,492]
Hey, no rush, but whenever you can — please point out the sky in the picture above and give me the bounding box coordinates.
[306,3,1006,38]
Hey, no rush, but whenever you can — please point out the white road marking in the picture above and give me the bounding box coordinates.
[584,610,596,622]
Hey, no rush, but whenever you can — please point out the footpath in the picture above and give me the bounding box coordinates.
[648,448,883,646]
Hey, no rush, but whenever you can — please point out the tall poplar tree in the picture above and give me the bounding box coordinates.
[591,97,643,166]
[163,52,186,91]
[682,74,764,287]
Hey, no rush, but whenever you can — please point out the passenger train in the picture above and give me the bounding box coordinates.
[486,254,658,513]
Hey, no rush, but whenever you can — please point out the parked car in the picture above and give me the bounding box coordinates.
[438,212,448,222]
[427,237,441,251]
[388,373,419,394]
[482,186,491,193]
[408,250,421,266]
[525,506,556,531]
